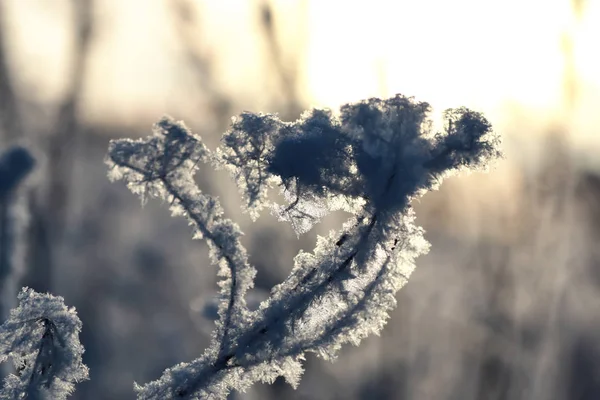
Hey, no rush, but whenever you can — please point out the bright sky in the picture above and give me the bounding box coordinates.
[304,0,600,138]
[3,0,599,149]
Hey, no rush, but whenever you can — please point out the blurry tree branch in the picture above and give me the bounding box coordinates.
[257,0,304,119]
[562,0,588,117]
[25,0,95,294]
[0,147,35,380]
[46,0,94,241]
[170,0,233,127]
[0,5,23,142]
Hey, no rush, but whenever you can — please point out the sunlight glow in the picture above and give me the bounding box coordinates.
[304,0,576,132]
[3,0,598,146]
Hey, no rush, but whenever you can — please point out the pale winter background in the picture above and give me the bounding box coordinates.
[0,0,599,399]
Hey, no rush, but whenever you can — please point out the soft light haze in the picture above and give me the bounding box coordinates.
[3,0,599,148]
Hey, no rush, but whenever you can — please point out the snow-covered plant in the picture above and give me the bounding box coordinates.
[106,94,503,399]
[0,287,89,399]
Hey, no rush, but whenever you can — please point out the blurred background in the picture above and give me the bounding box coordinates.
[0,0,599,398]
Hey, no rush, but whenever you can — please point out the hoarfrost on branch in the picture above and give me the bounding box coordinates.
[104,94,502,399]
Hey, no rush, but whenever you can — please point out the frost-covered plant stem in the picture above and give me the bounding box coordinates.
[107,94,503,399]
[0,288,89,399]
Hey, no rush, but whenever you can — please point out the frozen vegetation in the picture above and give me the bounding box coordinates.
[0,94,502,399]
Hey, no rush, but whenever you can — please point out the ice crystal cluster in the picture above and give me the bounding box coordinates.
[104,94,502,399]
[0,288,89,399]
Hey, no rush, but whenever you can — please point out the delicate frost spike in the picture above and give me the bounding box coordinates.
[216,112,284,220]
[106,116,210,207]
[0,287,89,400]
[107,94,503,399]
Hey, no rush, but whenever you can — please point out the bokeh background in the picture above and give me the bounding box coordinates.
[1,0,599,399]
